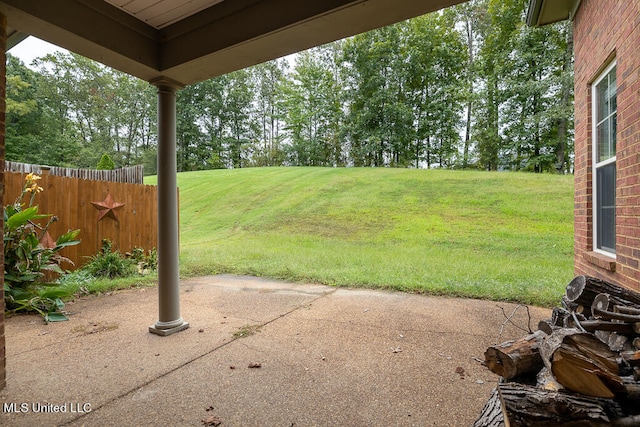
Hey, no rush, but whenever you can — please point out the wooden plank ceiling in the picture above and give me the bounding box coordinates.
[103,0,225,29]
[1,0,466,86]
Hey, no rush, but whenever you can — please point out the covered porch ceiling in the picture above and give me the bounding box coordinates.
[2,0,466,86]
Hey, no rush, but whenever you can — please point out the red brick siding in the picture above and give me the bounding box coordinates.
[573,0,640,291]
[0,13,6,391]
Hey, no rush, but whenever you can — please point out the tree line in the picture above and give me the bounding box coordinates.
[6,0,573,174]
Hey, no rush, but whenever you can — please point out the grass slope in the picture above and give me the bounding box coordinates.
[146,167,574,306]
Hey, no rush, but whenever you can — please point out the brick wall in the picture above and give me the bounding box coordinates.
[573,0,640,291]
[0,12,6,391]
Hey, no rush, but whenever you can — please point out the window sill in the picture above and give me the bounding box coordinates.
[584,251,617,272]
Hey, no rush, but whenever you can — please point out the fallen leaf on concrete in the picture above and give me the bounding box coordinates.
[202,415,222,426]
[248,362,262,368]
[392,347,402,353]
[455,366,465,378]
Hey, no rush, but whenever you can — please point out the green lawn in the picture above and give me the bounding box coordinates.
[146,167,574,306]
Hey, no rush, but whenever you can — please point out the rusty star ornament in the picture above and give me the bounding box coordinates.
[91,193,125,222]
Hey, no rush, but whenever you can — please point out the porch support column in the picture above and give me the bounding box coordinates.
[149,77,189,336]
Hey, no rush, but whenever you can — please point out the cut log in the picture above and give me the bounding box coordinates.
[616,305,640,315]
[563,311,587,330]
[472,388,505,427]
[593,307,640,323]
[537,319,556,335]
[591,292,640,314]
[593,293,613,312]
[535,367,563,391]
[484,330,546,380]
[567,276,640,309]
[540,329,621,398]
[497,382,619,426]
[551,306,570,327]
[607,332,629,352]
[619,378,640,404]
[621,351,640,367]
[579,320,637,335]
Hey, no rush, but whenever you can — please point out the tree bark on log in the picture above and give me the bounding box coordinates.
[577,320,636,335]
[590,292,640,315]
[497,382,618,426]
[472,387,505,427]
[484,330,547,380]
[540,329,621,398]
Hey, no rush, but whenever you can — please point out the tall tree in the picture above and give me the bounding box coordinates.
[224,69,257,168]
[284,45,344,166]
[451,0,484,168]
[176,82,207,171]
[251,59,288,166]
[31,52,157,168]
[406,12,466,168]
[341,24,414,167]
[7,2,574,173]
[5,54,43,163]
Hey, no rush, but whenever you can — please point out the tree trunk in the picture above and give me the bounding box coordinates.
[555,23,573,174]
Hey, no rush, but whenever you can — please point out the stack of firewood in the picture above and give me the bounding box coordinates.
[473,276,640,427]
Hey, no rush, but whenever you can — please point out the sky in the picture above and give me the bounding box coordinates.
[8,36,66,68]
[7,35,299,72]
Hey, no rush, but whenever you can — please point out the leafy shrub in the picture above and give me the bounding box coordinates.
[82,239,135,278]
[96,153,115,170]
[127,246,158,274]
[4,173,81,322]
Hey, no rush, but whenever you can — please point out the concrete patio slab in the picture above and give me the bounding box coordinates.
[0,275,550,426]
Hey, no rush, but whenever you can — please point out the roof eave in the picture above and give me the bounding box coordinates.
[527,0,582,27]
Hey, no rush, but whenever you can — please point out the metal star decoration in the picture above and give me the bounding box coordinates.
[91,193,125,222]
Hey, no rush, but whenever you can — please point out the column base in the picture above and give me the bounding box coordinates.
[149,320,189,336]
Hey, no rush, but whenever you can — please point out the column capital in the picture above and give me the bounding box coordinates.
[149,76,185,91]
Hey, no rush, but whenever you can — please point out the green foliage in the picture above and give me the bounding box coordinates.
[127,246,158,274]
[4,173,81,321]
[96,153,115,170]
[81,239,157,279]
[82,239,135,279]
[283,45,343,166]
[7,3,573,173]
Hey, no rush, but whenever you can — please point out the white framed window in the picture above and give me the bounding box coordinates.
[592,61,617,256]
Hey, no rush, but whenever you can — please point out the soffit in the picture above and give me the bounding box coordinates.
[2,0,467,86]
[103,0,225,29]
[527,0,581,26]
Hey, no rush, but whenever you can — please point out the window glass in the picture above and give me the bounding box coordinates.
[597,163,616,253]
[596,67,617,163]
[594,63,617,255]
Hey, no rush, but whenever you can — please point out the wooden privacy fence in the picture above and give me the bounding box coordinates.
[5,161,144,184]
[4,170,158,271]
